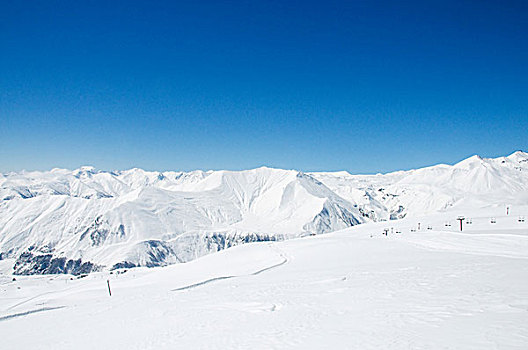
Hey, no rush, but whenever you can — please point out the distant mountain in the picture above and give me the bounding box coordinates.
[310,151,528,220]
[0,167,364,275]
[1,151,527,275]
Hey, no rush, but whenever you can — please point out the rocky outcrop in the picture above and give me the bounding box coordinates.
[13,251,99,275]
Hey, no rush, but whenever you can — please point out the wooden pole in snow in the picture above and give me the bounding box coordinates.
[107,279,112,296]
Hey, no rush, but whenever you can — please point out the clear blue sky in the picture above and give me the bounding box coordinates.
[1,0,527,173]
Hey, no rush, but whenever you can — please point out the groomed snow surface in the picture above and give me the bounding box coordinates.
[1,206,528,349]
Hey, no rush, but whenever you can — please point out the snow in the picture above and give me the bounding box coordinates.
[0,166,367,273]
[310,151,528,220]
[1,151,528,347]
[1,203,528,349]
[0,152,526,276]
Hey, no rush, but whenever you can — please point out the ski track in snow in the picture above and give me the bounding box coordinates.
[172,244,288,291]
[0,306,65,322]
[6,286,76,311]
[171,275,236,292]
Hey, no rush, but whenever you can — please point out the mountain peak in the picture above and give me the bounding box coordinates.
[507,150,528,162]
[73,166,97,178]
[454,154,483,169]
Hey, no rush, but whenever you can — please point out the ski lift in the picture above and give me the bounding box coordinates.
[519,216,525,223]
[466,218,472,224]
[444,222,451,227]
[410,228,416,232]
[490,217,496,224]
[427,225,432,230]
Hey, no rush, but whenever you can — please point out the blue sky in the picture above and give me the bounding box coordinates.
[1,0,527,173]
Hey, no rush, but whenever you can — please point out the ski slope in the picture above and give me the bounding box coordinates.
[1,205,527,349]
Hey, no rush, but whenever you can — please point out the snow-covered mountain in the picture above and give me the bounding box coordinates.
[311,151,528,221]
[0,167,364,274]
[1,151,527,275]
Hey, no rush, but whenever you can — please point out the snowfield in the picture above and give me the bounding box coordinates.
[1,208,527,349]
[1,151,528,348]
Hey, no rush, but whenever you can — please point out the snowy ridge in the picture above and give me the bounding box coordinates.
[1,151,527,275]
[0,167,364,274]
[310,151,528,221]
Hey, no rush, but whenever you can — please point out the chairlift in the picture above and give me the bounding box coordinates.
[519,216,525,223]
[490,217,496,224]
[427,225,432,230]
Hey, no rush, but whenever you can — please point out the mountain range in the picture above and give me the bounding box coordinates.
[1,151,527,275]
